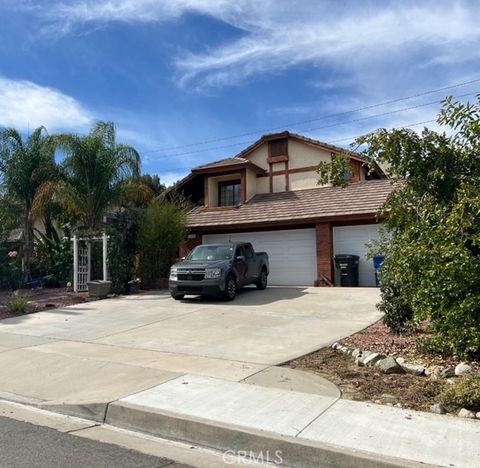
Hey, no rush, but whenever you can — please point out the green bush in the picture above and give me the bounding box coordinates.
[33,227,72,286]
[440,374,480,409]
[138,201,187,286]
[108,208,140,294]
[0,248,23,290]
[6,294,29,314]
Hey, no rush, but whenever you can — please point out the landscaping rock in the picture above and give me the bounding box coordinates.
[396,359,425,376]
[375,356,405,374]
[455,362,473,376]
[458,408,476,419]
[440,367,456,378]
[476,412,480,419]
[430,403,446,415]
[380,393,397,404]
[331,342,340,350]
[351,348,362,359]
[363,352,386,367]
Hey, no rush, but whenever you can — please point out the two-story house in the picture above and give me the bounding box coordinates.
[170,131,394,287]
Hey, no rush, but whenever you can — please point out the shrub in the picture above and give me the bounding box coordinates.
[138,201,187,286]
[6,294,29,314]
[440,374,480,410]
[108,208,140,294]
[33,227,72,286]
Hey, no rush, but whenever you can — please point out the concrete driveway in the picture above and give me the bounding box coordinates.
[0,287,381,418]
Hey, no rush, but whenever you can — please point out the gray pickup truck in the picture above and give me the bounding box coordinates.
[169,242,269,301]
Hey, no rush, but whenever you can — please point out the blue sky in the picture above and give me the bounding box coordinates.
[1,0,480,185]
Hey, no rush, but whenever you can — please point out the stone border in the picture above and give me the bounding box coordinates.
[331,342,478,419]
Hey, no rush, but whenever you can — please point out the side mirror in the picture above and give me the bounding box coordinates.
[236,255,246,262]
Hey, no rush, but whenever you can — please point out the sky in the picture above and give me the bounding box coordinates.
[1,0,480,186]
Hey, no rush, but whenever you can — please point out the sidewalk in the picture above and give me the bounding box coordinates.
[103,374,480,468]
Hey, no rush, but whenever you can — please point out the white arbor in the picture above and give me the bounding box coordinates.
[71,233,109,293]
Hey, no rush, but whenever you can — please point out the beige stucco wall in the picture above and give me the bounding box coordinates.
[273,175,284,192]
[256,176,269,194]
[289,171,320,190]
[207,173,241,207]
[247,144,268,170]
[288,139,332,169]
[246,169,257,201]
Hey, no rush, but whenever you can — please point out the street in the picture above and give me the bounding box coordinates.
[0,416,189,468]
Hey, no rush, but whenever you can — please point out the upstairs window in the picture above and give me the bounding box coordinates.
[268,138,288,157]
[218,180,241,206]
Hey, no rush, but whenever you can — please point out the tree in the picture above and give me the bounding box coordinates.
[138,200,188,286]
[35,121,141,231]
[0,127,57,279]
[319,94,480,359]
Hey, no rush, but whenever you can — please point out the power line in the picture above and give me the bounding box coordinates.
[158,118,439,175]
[143,78,480,155]
[149,90,477,159]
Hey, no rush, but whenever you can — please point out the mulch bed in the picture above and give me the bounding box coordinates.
[287,319,478,412]
[0,288,87,321]
[288,347,446,411]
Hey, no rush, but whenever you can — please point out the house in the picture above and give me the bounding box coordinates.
[169,131,394,287]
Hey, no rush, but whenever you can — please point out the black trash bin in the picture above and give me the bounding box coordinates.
[334,254,360,287]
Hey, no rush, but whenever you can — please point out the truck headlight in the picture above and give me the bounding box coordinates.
[204,268,221,279]
[169,266,178,279]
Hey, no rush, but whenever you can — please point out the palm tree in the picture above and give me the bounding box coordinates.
[0,127,57,279]
[35,121,141,231]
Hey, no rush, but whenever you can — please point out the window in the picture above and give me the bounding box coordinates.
[244,244,254,259]
[268,138,288,157]
[218,180,241,206]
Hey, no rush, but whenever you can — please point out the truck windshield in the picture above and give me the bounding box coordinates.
[188,245,235,261]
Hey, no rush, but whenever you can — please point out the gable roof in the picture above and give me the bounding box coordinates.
[186,179,395,230]
[235,131,370,164]
[191,156,265,174]
[166,130,385,195]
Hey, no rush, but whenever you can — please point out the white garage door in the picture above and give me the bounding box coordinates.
[333,224,381,287]
[203,228,316,286]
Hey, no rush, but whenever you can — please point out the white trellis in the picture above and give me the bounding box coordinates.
[71,233,109,293]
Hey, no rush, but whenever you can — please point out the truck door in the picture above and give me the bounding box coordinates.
[244,244,256,282]
[235,246,248,285]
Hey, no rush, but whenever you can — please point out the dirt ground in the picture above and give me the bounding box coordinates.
[288,319,480,411]
[0,288,86,321]
[288,347,446,411]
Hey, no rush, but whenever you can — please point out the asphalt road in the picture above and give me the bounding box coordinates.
[0,416,190,468]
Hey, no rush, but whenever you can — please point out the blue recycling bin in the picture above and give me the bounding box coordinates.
[373,256,385,287]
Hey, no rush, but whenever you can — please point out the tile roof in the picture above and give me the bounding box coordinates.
[192,157,249,170]
[187,179,395,229]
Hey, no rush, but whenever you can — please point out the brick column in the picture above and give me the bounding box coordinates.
[179,233,202,258]
[315,222,333,286]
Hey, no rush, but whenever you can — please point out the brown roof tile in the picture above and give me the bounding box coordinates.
[187,179,395,229]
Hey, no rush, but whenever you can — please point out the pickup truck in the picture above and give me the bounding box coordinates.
[169,242,269,301]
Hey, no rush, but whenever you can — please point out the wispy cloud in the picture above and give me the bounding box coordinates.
[17,1,480,91]
[0,76,92,131]
[175,2,480,88]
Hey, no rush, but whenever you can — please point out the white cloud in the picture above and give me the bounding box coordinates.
[175,2,480,88]
[0,76,92,131]
[156,170,190,188]
[22,1,480,92]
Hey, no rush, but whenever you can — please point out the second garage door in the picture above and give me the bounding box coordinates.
[203,228,317,286]
[333,224,381,287]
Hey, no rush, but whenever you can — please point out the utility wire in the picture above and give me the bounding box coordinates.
[143,78,480,155]
[148,90,477,159]
[158,118,440,174]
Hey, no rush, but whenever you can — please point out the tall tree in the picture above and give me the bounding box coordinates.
[0,127,56,278]
[35,121,141,231]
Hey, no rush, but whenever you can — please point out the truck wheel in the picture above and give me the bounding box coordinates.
[256,268,268,290]
[223,275,237,301]
[171,293,185,301]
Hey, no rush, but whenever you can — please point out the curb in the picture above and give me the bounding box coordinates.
[105,400,433,468]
